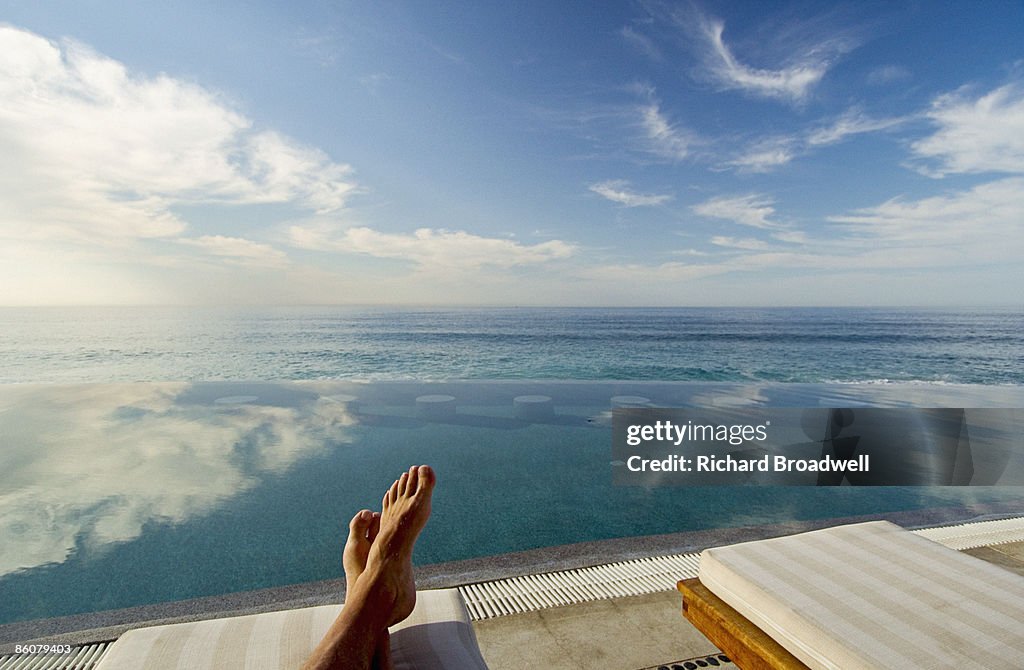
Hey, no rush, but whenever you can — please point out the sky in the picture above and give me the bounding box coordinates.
[1,1,1022,306]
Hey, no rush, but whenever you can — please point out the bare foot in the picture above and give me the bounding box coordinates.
[301,466,433,670]
[343,509,380,596]
[360,464,435,626]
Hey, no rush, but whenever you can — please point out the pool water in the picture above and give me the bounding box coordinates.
[1,380,1021,624]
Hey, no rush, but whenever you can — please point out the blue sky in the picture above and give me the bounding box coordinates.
[1,1,1022,306]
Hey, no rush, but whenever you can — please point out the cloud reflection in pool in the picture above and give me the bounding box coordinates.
[0,383,356,577]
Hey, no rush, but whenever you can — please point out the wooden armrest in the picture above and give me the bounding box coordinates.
[677,578,809,670]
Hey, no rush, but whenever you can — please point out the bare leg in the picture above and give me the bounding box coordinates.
[302,466,435,670]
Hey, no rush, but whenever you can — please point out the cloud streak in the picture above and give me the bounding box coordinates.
[638,100,693,161]
[805,109,906,147]
[710,236,771,250]
[829,176,1024,254]
[699,18,829,103]
[726,137,799,173]
[178,235,289,268]
[589,180,672,207]
[621,25,661,61]
[727,109,907,173]
[289,224,574,271]
[692,194,779,229]
[675,5,863,106]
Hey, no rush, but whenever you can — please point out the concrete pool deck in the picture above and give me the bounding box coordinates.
[473,538,1024,670]
[3,502,1024,664]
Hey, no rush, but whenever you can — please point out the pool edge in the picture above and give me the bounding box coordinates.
[3,498,1024,653]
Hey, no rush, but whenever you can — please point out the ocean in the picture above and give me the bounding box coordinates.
[1,306,1021,384]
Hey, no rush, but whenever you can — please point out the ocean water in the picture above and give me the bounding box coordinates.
[1,306,1021,384]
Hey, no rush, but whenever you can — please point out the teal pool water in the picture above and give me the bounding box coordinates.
[1,381,1022,624]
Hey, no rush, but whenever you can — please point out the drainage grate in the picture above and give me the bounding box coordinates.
[459,553,701,620]
[459,516,1024,620]
[639,653,736,669]
[0,641,111,670]
[912,516,1024,550]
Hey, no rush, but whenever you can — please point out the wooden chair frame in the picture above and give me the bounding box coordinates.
[677,578,810,670]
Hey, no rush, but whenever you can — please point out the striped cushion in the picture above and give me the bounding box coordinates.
[699,521,1024,670]
[93,588,489,669]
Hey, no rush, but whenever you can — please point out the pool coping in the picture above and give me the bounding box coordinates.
[2,498,1023,653]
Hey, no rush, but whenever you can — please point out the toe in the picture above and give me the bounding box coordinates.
[384,479,398,509]
[416,465,435,492]
[367,512,381,542]
[348,509,373,541]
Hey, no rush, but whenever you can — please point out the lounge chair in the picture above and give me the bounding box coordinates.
[677,521,1024,669]
[93,587,490,669]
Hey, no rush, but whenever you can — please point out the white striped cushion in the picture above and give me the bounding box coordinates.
[698,521,1024,670]
[93,588,489,669]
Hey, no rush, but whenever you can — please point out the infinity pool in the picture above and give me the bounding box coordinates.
[1,381,1022,625]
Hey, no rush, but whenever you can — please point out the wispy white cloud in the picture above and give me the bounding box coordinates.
[0,25,358,253]
[637,3,863,105]
[805,109,906,146]
[866,64,911,86]
[671,248,712,257]
[770,230,809,245]
[570,174,1023,304]
[696,17,844,104]
[828,176,1024,254]
[579,261,725,283]
[727,81,1019,177]
[178,235,289,268]
[289,224,574,271]
[911,82,1024,176]
[727,137,798,172]
[710,236,771,250]
[726,109,905,173]
[692,194,778,228]
[589,180,672,207]
[638,100,693,161]
[668,180,1023,285]
[686,179,1024,274]
[622,178,1023,282]
[621,25,662,61]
